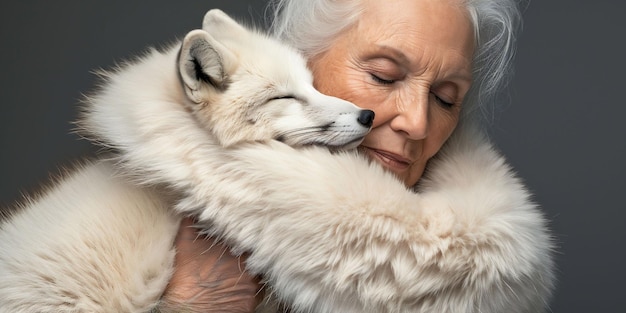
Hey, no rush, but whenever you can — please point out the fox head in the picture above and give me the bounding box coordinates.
[177,9,374,149]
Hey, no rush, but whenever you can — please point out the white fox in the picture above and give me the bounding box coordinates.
[0,9,554,313]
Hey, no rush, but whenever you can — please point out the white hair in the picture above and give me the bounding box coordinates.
[266,0,523,123]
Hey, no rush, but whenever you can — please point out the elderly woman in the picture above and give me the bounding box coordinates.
[163,0,555,312]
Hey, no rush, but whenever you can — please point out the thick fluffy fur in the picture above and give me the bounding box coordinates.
[0,9,554,313]
[0,162,179,312]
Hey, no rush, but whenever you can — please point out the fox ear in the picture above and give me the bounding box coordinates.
[202,9,248,39]
[178,29,235,104]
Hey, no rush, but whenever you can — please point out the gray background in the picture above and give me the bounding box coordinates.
[1,1,624,312]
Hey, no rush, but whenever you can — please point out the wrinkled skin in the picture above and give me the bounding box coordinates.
[164,0,475,311]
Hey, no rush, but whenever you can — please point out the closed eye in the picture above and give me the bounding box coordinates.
[270,95,296,100]
[370,73,395,85]
[431,92,455,108]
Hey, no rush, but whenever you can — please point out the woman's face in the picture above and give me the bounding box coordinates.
[309,0,475,186]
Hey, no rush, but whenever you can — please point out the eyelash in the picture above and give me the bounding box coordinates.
[370,73,395,85]
[270,95,296,100]
[432,93,455,108]
[371,73,456,108]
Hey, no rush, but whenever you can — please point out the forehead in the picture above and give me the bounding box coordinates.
[359,0,473,41]
[355,0,474,74]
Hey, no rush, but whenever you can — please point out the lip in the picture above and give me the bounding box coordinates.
[360,147,413,171]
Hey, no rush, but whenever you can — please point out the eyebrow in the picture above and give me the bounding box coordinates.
[373,44,411,66]
[373,44,473,83]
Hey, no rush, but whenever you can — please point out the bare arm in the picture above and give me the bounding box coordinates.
[159,218,262,313]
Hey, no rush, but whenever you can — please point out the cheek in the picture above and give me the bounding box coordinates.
[313,67,359,100]
[312,58,388,113]
[322,79,394,131]
[425,111,459,155]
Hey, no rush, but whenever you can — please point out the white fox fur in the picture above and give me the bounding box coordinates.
[0,9,554,313]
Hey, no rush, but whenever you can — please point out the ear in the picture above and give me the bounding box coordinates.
[202,9,248,39]
[178,29,236,104]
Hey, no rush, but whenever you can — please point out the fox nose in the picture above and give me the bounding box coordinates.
[357,110,375,128]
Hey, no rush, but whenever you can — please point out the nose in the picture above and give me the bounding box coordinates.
[391,95,429,140]
[357,110,375,128]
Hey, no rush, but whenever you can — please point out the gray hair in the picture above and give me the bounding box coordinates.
[266,0,523,123]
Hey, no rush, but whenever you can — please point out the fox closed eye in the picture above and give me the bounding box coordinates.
[271,95,296,100]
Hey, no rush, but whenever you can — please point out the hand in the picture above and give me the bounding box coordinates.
[159,218,263,313]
